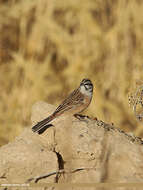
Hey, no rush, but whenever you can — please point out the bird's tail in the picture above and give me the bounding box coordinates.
[32,115,55,134]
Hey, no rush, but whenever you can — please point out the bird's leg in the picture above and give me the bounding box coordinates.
[74,113,90,123]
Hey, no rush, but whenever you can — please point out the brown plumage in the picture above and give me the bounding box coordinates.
[32,78,93,134]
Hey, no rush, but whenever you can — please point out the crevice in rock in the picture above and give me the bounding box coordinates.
[54,151,65,182]
[55,152,64,170]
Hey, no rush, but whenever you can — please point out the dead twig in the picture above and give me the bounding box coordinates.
[26,167,94,183]
[128,85,143,121]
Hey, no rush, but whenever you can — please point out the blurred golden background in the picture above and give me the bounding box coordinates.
[0,0,143,146]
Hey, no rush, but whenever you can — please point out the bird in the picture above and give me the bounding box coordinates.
[32,78,93,134]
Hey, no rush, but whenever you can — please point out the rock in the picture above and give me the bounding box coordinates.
[0,101,143,190]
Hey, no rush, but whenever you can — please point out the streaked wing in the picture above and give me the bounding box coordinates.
[53,88,84,115]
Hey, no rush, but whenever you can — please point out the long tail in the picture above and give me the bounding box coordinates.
[32,115,55,134]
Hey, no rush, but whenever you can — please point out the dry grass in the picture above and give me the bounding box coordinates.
[0,0,143,146]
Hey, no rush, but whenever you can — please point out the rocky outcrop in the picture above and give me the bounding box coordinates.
[0,101,143,190]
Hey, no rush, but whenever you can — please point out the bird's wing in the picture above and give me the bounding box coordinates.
[53,88,84,115]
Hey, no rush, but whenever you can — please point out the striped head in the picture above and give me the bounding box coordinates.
[79,78,93,96]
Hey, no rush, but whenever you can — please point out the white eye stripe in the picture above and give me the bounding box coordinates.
[84,84,93,89]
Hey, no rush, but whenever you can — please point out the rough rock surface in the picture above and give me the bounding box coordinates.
[0,101,143,190]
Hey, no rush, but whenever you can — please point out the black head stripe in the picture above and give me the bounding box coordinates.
[80,78,92,86]
[81,78,91,83]
[85,83,93,88]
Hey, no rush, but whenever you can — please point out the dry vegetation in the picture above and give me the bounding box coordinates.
[0,0,143,146]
